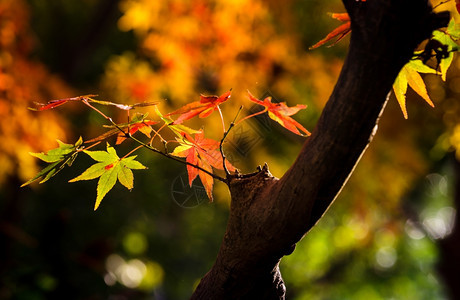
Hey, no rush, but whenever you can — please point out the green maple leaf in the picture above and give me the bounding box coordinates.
[446,18,460,41]
[69,143,147,210]
[393,59,437,119]
[21,137,83,187]
[432,28,458,81]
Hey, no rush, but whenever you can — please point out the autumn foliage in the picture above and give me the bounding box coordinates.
[0,0,74,185]
[24,90,308,210]
[22,0,460,212]
[311,5,460,119]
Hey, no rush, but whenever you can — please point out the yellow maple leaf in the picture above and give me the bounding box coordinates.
[393,60,437,119]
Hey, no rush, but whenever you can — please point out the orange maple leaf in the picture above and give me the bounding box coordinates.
[247,91,311,136]
[309,13,351,50]
[171,130,235,201]
[165,90,232,125]
[115,120,159,144]
[84,119,159,145]
[30,95,97,111]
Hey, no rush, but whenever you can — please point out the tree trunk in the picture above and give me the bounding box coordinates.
[192,1,449,298]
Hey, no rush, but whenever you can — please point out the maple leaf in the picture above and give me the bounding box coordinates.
[29,95,97,111]
[165,90,232,125]
[309,13,351,50]
[432,21,460,80]
[30,94,157,111]
[69,143,147,210]
[393,59,437,119]
[446,17,460,40]
[21,137,83,187]
[86,98,158,110]
[85,113,159,145]
[247,91,311,136]
[171,130,234,201]
[115,119,159,144]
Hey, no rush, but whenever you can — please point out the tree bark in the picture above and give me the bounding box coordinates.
[192,1,449,298]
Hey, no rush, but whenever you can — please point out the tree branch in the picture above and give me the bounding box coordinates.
[191,1,449,298]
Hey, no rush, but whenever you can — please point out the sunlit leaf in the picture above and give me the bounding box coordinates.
[68,162,107,182]
[393,60,436,119]
[446,18,460,40]
[165,90,232,125]
[29,95,97,111]
[21,137,83,187]
[86,97,134,110]
[247,91,310,136]
[69,143,147,210]
[309,13,351,50]
[84,113,159,145]
[115,119,159,144]
[117,166,134,190]
[432,29,458,80]
[122,156,149,170]
[30,94,157,112]
[171,130,235,201]
[96,164,119,209]
[29,138,81,163]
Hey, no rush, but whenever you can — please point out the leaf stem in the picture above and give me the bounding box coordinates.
[217,105,226,133]
[83,98,130,138]
[150,123,168,145]
[80,141,101,152]
[122,145,143,159]
[433,0,451,9]
[234,107,268,126]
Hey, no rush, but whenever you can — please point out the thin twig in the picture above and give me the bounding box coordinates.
[122,145,143,159]
[220,105,243,176]
[82,99,127,135]
[150,123,168,146]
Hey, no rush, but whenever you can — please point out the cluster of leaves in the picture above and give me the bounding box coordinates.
[23,91,310,210]
[310,1,460,119]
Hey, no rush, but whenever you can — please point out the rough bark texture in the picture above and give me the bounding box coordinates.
[191,1,449,298]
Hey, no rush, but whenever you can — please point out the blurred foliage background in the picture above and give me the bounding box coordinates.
[1,0,460,299]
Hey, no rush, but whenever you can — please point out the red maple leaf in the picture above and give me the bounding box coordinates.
[165,90,232,125]
[30,95,97,111]
[171,130,235,201]
[457,0,460,14]
[309,13,351,50]
[247,91,310,136]
[115,120,159,144]
[84,119,159,145]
